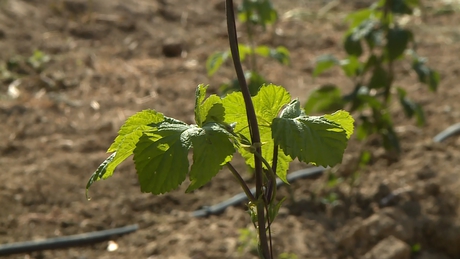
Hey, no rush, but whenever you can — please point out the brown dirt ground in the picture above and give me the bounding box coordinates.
[1,0,460,258]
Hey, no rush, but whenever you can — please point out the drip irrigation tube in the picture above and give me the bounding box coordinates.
[192,167,326,217]
[0,224,138,256]
[192,123,460,217]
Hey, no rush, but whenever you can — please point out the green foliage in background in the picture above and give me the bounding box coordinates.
[307,0,440,155]
[206,0,290,96]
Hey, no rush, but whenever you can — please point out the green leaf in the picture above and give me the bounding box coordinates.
[381,126,400,153]
[364,25,384,50]
[272,100,352,167]
[253,46,290,65]
[356,116,374,140]
[313,55,339,78]
[238,44,252,62]
[86,152,116,198]
[86,110,165,196]
[206,51,229,76]
[195,84,225,126]
[134,122,192,194]
[238,0,278,28]
[346,9,374,29]
[254,45,271,57]
[268,197,286,223]
[270,46,290,65]
[344,34,363,57]
[222,84,293,181]
[105,110,165,177]
[187,122,235,192]
[386,28,412,61]
[396,87,425,126]
[412,57,440,92]
[195,84,207,126]
[304,85,345,114]
[324,110,355,139]
[133,117,236,194]
[340,56,362,77]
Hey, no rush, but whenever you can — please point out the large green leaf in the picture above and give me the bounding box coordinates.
[134,117,236,194]
[102,110,164,178]
[187,122,235,192]
[134,121,192,194]
[272,100,352,167]
[324,110,355,139]
[222,84,292,182]
[86,110,165,196]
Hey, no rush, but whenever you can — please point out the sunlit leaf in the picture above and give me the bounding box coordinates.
[222,84,292,182]
[272,100,353,167]
[86,110,165,195]
[195,84,225,126]
[187,122,235,192]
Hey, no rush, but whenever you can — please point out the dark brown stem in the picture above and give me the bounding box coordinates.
[225,1,270,258]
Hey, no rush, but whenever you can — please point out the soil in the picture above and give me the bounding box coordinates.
[1,0,460,259]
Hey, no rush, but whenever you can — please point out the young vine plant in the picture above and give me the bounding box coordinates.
[86,1,354,258]
[306,0,440,155]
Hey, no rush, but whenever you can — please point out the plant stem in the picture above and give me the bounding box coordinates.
[382,0,394,106]
[245,13,258,73]
[225,1,271,258]
[226,162,256,203]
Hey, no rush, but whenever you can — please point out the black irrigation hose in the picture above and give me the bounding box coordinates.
[0,224,139,256]
[193,123,460,218]
[192,166,326,217]
[0,124,458,256]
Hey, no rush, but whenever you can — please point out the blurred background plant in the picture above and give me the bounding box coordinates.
[306,0,440,158]
[206,0,290,96]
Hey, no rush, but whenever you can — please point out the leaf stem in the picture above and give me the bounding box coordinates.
[225,1,271,258]
[226,162,256,203]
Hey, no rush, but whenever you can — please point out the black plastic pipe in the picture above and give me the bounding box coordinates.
[0,224,138,256]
